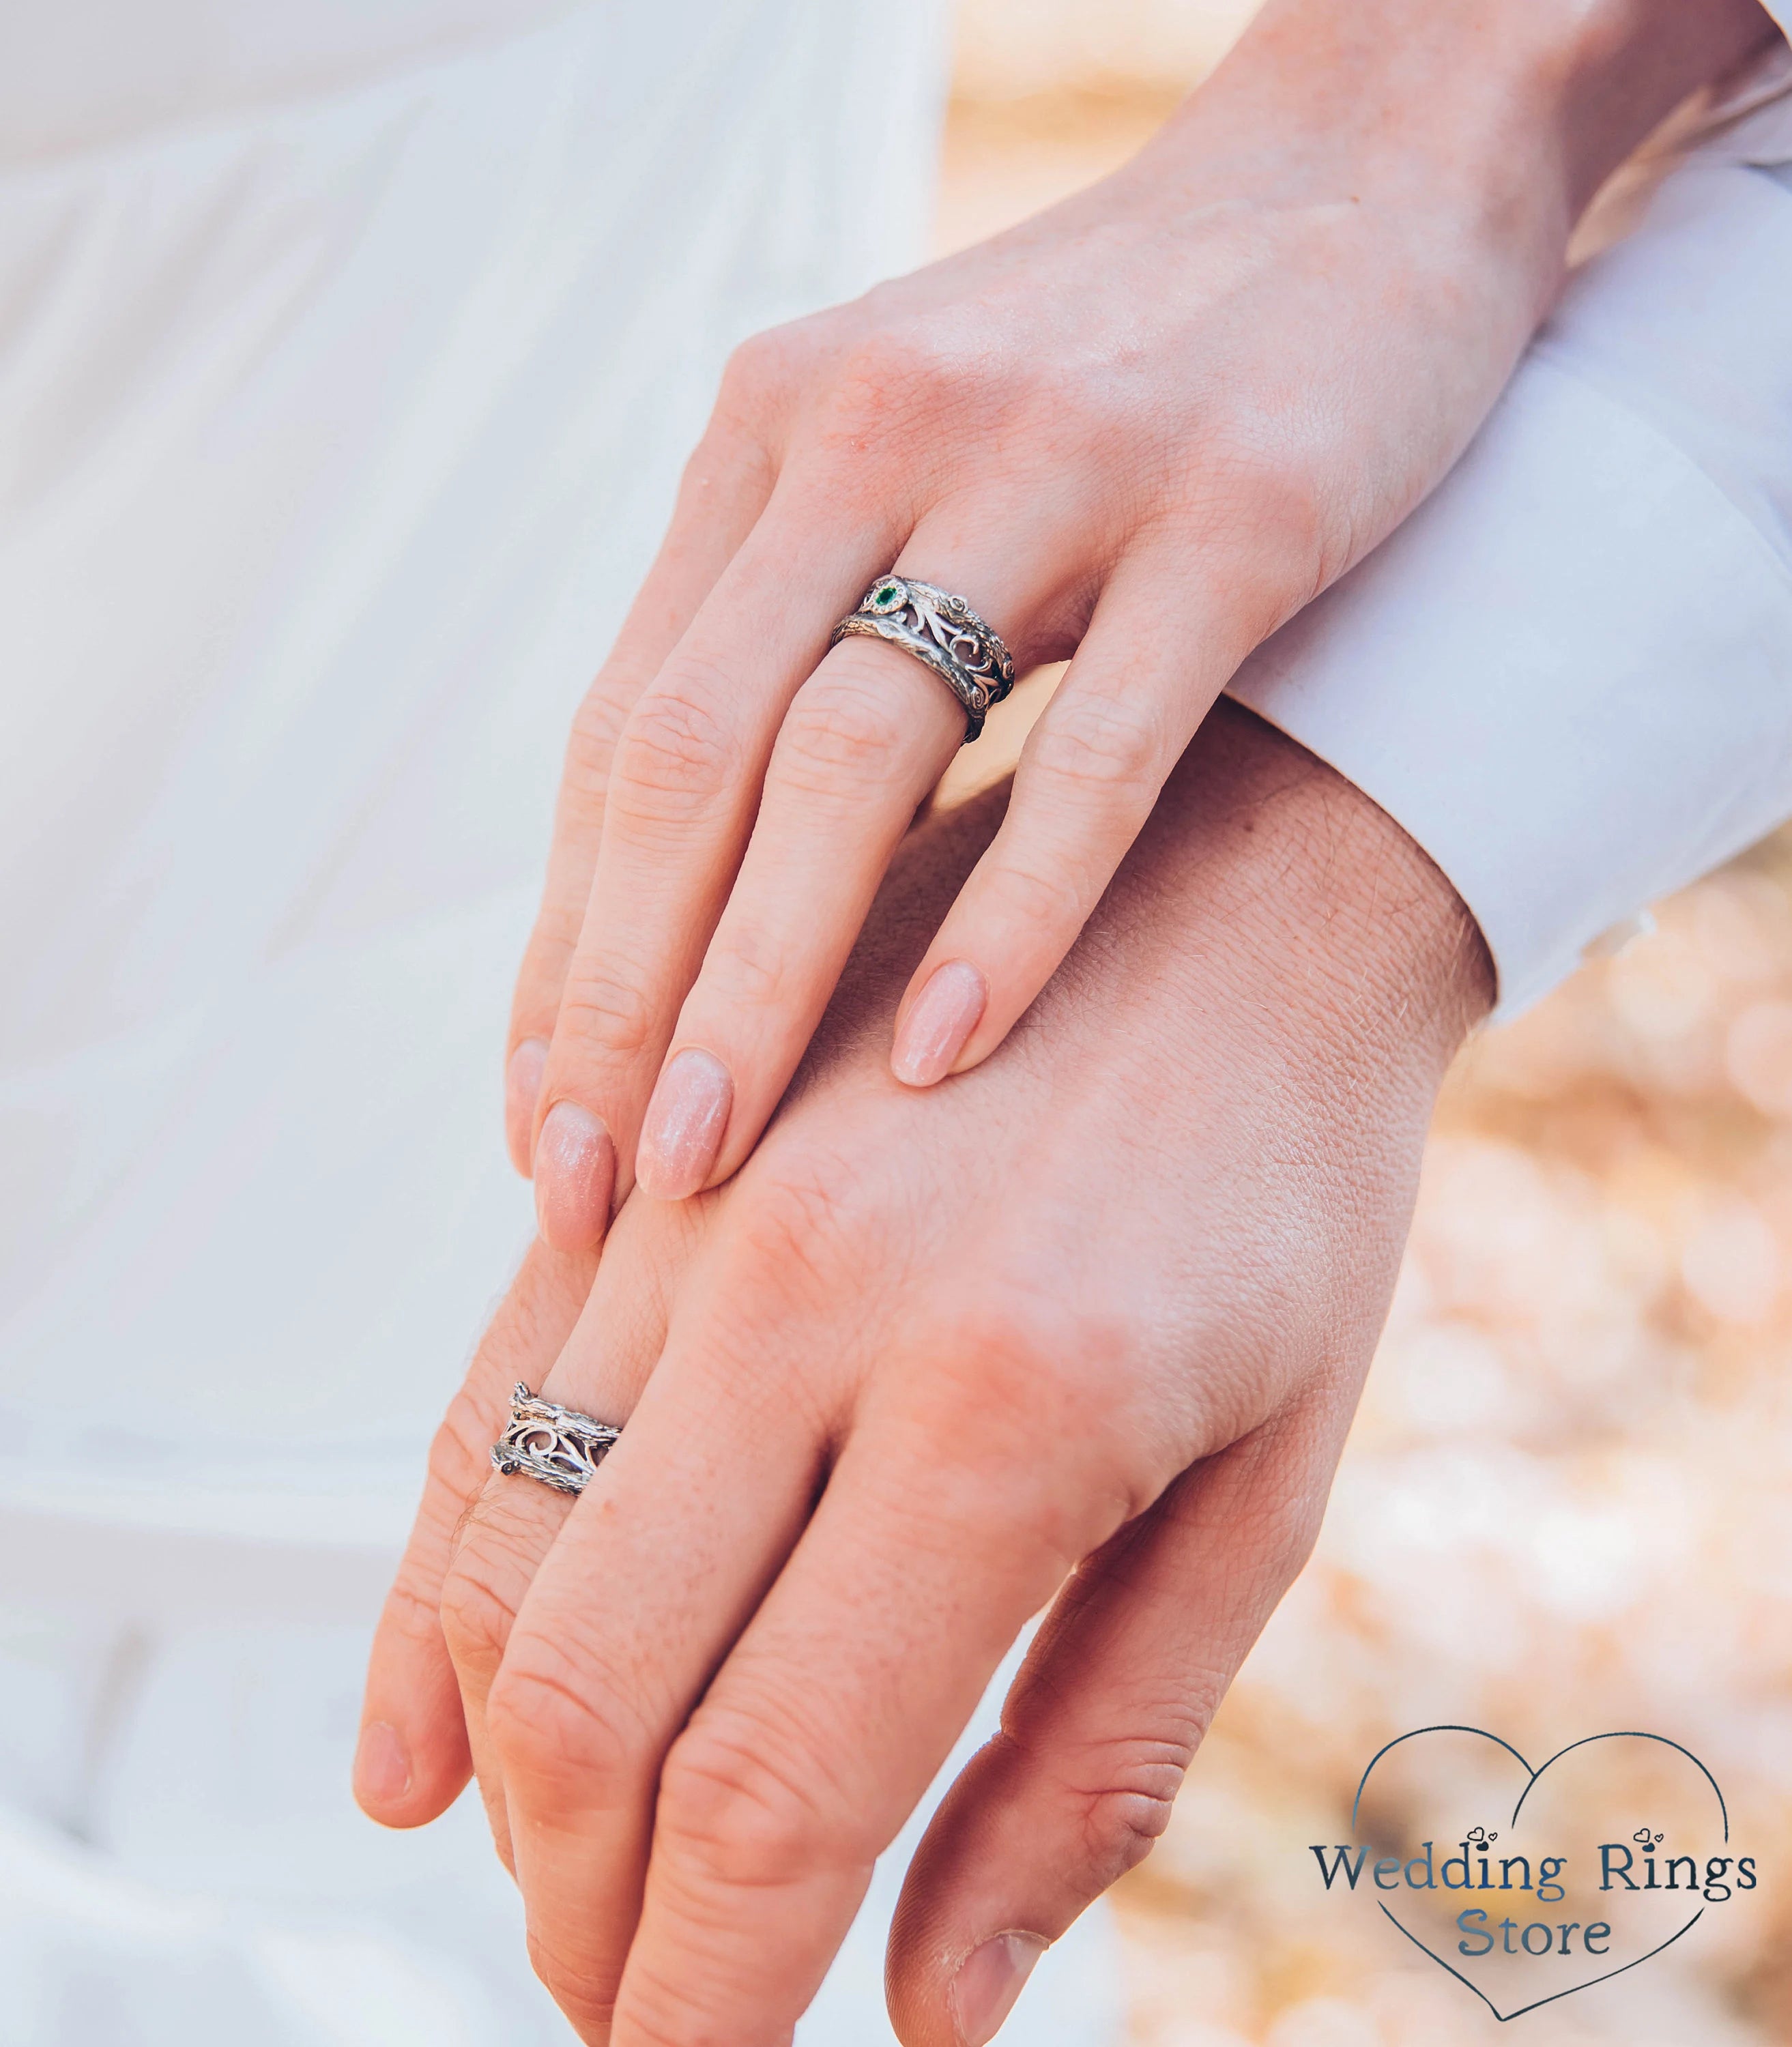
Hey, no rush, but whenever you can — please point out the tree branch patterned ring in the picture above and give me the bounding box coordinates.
[829,575,1017,742]
[491,1382,622,1496]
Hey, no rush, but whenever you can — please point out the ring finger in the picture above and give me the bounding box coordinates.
[354,1238,597,1833]
[450,1302,834,2036]
[528,480,898,1250]
[633,531,1074,1200]
[434,1184,712,1857]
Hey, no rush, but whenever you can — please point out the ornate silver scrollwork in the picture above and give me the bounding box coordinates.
[490,1382,621,1496]
[830,575,1017,742]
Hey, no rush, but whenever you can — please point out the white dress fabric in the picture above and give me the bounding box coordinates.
[4,2,1792,2041]
[0,3,1123,2040]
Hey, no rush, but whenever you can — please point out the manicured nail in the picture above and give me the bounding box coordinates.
[505,1039,549,1176]
[353,1720,411,1811]
[533,1101,616,1249]
[951,1932,1046,2047]
[892,960,987,1086]
[636,1048,732,1200]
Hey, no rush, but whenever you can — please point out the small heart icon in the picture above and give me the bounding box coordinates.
[1337,1726,1735,2021]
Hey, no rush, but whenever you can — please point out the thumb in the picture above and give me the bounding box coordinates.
[886,1405,1340,2047]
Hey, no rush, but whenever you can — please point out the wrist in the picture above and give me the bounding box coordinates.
[1537,0,1778,212]
[1154,0,1776,304]
[1141,703,1494,1087]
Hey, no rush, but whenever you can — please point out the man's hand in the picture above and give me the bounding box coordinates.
[358,703,1490,2044]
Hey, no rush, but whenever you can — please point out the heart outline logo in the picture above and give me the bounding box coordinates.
[1350,1726,1729,2022]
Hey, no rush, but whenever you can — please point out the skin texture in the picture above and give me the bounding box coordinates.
[504,0,1775,1246]
[360,703,1494,2045]
[358,1,1780,2037]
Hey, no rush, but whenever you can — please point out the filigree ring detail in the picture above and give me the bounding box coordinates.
[830,575,1017,742]
[491,1382,621,1496]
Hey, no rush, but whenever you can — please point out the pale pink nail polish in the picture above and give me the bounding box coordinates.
[505,1039,549,1176]
[951,1932,1046,2047]
[636,1049,732,1200]
[533,1101,616,1249]
[353,1720,411,1810]
[891,960,987,1086]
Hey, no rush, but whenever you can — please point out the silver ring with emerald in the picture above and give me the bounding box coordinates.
[829,575,1017,742]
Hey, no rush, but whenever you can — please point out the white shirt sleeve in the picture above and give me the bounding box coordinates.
[1227,149,1792,1019]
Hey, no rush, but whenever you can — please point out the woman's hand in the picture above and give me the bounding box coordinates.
[362,704,1492,2045]
[506,0,1769,1246]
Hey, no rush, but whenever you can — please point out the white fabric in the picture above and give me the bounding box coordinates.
[0,0,943,1481]
[1688,32,1792,164]
[0,1603,1121,2047]
[5,0,1792,2035]
[0,3,1123,2041]
[1232,145,1792,1017]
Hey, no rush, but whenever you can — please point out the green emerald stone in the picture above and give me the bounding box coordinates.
[876,583,899,604]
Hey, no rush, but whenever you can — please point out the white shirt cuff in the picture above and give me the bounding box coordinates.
[1228,157,1792,1020]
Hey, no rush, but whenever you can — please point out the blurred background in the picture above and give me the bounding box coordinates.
[943,5,1792,2044]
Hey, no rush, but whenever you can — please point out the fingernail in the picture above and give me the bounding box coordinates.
[353,1720,411,1810]
[534,1101,616,1249]
[636,1048,732,1200]
[951,1932,1046,2047]
[892,960,987,1086]
[505,1039,549,1176]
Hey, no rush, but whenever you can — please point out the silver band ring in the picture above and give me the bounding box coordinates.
[830,575,1017,742]
[491,1382,621,1496]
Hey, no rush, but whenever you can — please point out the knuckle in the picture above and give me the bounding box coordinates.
[1028,694,1164,804]
[437,1553,521,1679]
[605,1967,712,2047]
[561,678,635,802]
[841,324,985,415]
[613,680,744,814]
[717,322,808,417]
[377,1558,450,1652]
[928,1296,1152,1539]
[656,1715,848,1888]
[682,406,776,496]
[1238,1467,1328,1586]
[485,1648,647,1801]
[940,1297,1098,1447]
[702,920,798,1013]
[425,1389,501,1505]
[524,897,586,966]
[1191,433,1340,604]
[775,671,908,789]
[818,322,1003,467]
[1071,1745,1189,1885]
[526,1932,619,2038]
[556,959,658,1062]
[983,853,1083,934]
[949,1293,1074,1385]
